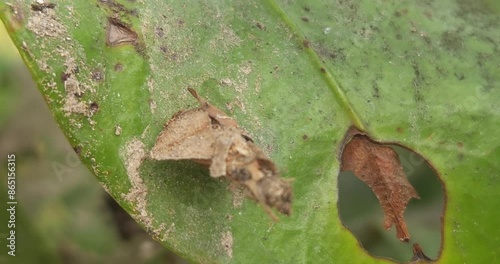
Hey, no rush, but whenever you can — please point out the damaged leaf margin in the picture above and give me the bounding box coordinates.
[340,127,421,242]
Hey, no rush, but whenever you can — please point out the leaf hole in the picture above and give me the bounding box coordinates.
[338,133,444,262]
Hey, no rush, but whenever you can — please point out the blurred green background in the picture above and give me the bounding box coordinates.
[0,19,443,263]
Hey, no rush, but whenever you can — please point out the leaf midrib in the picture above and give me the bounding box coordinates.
[264,0,365,130]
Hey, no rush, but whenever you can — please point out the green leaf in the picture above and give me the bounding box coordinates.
[1,0,498,263]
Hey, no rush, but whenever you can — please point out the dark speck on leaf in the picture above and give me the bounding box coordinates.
[303,39,310,48]
[114,63,123,72]
[61,72,70,82]
[31,2,56,11]
[90,102,99,113]
[255,22,265,30]
[73,146,82,155]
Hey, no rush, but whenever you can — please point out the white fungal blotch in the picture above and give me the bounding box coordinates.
[115,125,122,136]
[221,230,233,258]
[122,139,153,227]
[27,6,65,38]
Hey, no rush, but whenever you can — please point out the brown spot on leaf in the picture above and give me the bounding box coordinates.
[73,146,82,155]
[98,0,138,17]
[106,18,138,47]
[255,22,265,30]
[89,102,99,114]
[412,64,425,101]
[151,89,293,220]
[61,72,70,82]
[372,81,380,98]
[302,134,309,140]
[301,17,309,22]
[114,63,123,71]
[341,130,420,242]
[31,2,56,11]
[303,39,310,48]
[397,127,404,133]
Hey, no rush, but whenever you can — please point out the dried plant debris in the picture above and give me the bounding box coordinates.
[410,243,433,263]
[106,17,138,47]
[341,129,419,242]
[151,88,292,220]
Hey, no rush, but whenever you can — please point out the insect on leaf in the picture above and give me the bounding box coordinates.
[150,89,293,221]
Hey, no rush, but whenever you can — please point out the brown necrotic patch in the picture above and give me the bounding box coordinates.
[31,2,56,12]
[89,102,99,114]
[99,0,138,17]
[114,63,123,72]
[303,39,310,48]
[106,18,138,47]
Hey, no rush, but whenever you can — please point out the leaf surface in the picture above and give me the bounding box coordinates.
[1,0,499,263]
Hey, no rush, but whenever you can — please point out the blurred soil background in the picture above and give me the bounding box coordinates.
[0,19,443,263]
